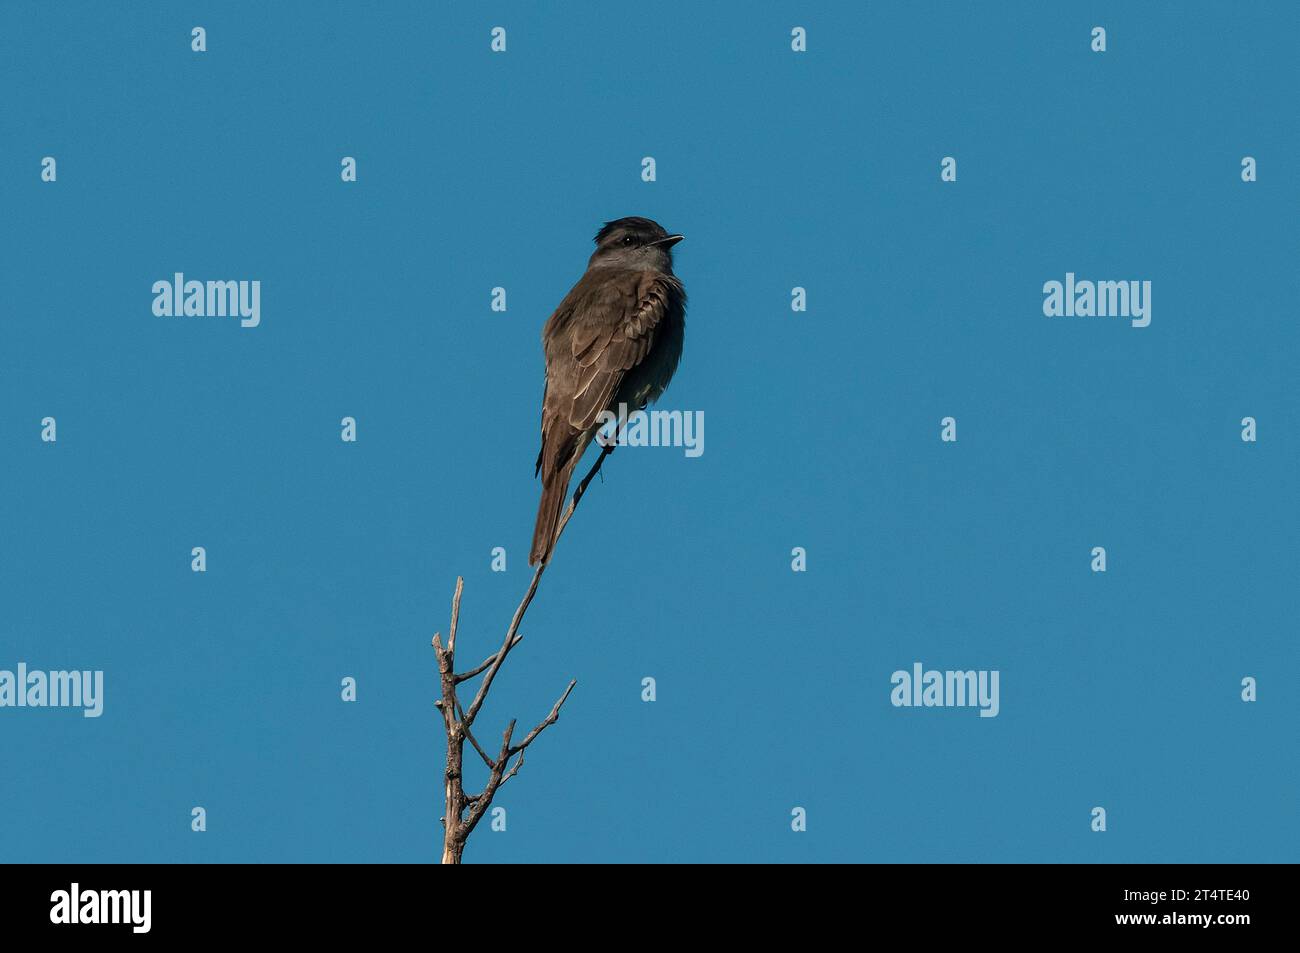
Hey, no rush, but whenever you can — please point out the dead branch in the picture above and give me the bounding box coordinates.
[434,442,614,864]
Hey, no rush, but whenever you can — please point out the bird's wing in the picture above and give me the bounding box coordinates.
[534,376,548,476]
[563,271,676,431]
[536,270,675,480]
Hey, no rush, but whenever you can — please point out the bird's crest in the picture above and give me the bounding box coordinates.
[594,217,668,246]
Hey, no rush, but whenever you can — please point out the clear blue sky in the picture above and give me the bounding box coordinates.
[1,1,1296,863]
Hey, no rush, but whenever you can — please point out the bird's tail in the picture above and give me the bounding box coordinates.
[530,456,579,566]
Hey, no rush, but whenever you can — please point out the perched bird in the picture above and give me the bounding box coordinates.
[530,217,686,565]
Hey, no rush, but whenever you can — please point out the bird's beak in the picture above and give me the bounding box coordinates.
[650,234,684,248]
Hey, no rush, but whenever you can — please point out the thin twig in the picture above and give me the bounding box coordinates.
[455,637,522,684]
[462,568,542,727]
[555,443,616,541]
[447,576,464,657]
[508,679,576,757]
[454,698,496,770]
[437,444,614,862]
[500,752,525,785]
[462,721,516,834]
[463,445,614,729]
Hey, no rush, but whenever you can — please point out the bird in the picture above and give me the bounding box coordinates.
[530,216,687,566]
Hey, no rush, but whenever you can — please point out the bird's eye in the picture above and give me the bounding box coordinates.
[622,236,635,246]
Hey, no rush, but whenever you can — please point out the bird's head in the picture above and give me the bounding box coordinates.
[588,216,683,272]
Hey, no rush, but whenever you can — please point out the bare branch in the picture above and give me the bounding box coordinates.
[462,720,516,834]
[464,728,495,771]
[447,576,464,657]
[431,634,455,734]
[437,445,610,862]
[463,569,541,727]
[498,719,517,761]
[454,698,496,770]
[498,677,575,788]
[500,752,525,786]
[455,636,522,683]
[555,443,615,541]
[508,679,577,757]
[463,446,613,729]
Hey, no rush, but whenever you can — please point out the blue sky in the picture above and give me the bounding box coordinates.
[1,1,1296,862]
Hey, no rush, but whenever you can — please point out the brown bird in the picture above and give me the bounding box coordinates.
[530,217,686,565]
